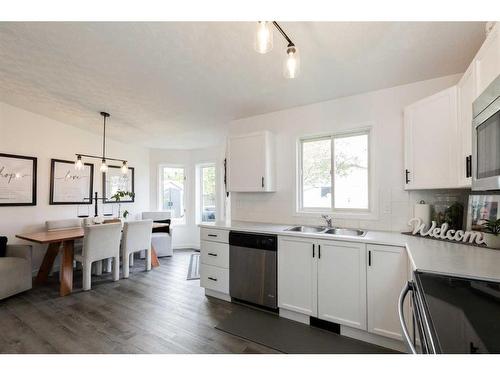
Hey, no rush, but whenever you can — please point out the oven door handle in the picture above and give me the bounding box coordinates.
[399,281,417,354]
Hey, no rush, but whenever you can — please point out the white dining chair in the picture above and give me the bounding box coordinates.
[74,223,122,291]
[121,220,153,278]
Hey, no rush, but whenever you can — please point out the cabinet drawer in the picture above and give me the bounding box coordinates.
[200,264,229,294]
[200,240,229,268]
[200,228,229,243]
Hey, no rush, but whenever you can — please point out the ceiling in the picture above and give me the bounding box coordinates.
[0,22,486,149]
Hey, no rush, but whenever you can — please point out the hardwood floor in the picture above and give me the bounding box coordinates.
[0,249,279,354]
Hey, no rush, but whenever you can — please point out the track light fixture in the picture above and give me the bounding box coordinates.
[255,21,300,79]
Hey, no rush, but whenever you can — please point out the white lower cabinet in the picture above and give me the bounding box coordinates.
[317,240,367,330]
[366,244,408,340]
[200,228,230,300]
[278,237,317,316]
[278,236,408,347]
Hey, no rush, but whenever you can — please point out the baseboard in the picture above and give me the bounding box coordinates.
[205,289,231,302]
[279,308,310,325]
[341,326,405,352]
[174,244,200,250]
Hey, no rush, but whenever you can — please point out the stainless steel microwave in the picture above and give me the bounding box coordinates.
[472,74,500,191]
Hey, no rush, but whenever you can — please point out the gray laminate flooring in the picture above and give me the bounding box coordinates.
[0,249,279,354]
[0,249,395,354]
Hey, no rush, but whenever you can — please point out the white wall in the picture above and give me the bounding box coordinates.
[149,145,225,249]
[0,102,150,271]
[227,74,467,232]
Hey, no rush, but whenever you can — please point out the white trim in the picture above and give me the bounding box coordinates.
[195,162,217,225]
[296,126,374,218]
[158,163,187,224]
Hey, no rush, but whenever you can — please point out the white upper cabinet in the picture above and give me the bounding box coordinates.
[317,240,367,330]
[366,244,408,341]
[474,23,500,98]
[278,236,317,316]
[457,64,476,188]
[227,131,276,192]
[404,86,459,190]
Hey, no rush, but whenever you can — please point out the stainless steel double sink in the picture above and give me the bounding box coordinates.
[284,225,366,237]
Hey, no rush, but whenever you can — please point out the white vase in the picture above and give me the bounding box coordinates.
[484,233,500,249]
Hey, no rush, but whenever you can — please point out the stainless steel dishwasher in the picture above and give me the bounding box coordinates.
[229,231,278,310]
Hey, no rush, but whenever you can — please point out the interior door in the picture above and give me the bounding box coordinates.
[317,240,367,330]
[277,236,317,316]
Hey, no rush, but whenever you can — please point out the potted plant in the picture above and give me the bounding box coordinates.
[110,190,135,219]
[482,218,500,249]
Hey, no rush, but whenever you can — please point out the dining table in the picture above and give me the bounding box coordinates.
[16,222,168,297]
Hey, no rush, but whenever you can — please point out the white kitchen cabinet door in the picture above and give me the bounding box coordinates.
[366,245,408,340]
[404,86,459,189]
[278,236,317,316]
[474,23,500,98]
[227,131,276,192]
[457,64,476,188]
[317,240,367,330]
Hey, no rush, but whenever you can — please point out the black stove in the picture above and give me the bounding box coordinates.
[412,271,500,354]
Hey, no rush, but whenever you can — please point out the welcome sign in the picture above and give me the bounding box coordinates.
[408,217,486,245]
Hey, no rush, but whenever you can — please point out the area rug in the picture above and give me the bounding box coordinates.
[216,304,398,354]
[187,253,200,280]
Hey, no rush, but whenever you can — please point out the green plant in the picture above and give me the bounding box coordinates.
[110,190,135,202]
[123,210,129,219]
[483,218,500,236]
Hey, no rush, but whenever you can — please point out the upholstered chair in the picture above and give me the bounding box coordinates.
[74,223,122,291]
[0,245,32,300]
[121,220,153,278]
[141,211,173,257]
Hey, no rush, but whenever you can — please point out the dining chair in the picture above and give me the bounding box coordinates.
[74,223,122,291]
[121,220,153,278]
[141,211,173,257]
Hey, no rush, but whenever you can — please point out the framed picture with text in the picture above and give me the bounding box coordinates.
[0,152,37,206]
[50,159,94,205]
[103,165,135,203]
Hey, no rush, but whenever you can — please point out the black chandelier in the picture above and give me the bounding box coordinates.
[75,112,128,174]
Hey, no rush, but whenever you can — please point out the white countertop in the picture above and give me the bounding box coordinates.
[200,220,500,282]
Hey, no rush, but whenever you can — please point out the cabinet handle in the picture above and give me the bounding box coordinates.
[261,176,265,188]
[208,253,218,257]
[368,250,372,266]
[208,234,218,237]
[466,155,472,178]
[318,245,321,259]
[312,244,315,258]
[208,277,218,281]
[405,169,410,184]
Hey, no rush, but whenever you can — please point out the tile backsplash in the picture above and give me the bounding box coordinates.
[230,188,470,233]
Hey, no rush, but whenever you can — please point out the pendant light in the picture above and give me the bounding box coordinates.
[284,45,300,79]
[75,112,129,174]
[75,155,84,170]
[254,21,300,79]
[254,21,273,54]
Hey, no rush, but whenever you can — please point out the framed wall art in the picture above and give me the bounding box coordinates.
[466,193,500,232]
[0,153,37,206]
[103,165,135,203]
[50,159,94,205]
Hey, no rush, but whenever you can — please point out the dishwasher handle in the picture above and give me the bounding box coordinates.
[399,281,417,354]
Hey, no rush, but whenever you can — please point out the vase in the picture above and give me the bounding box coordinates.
[484,233,500,249]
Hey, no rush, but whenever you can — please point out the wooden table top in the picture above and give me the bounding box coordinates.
[16,222,169,244]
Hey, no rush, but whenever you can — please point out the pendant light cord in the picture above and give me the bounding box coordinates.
[272,21,294,47]
[102,114,106,160]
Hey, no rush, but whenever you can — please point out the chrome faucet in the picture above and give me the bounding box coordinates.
[322,214,333,228]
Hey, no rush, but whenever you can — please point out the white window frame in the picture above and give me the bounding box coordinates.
[296,127,373,217]
[196,162,217,224]
[158,164,187,225]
